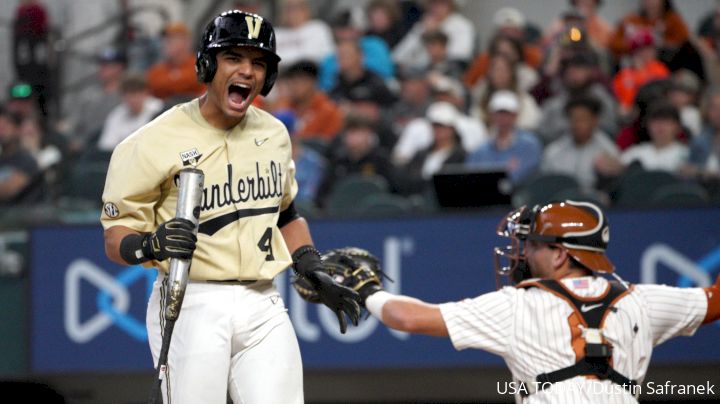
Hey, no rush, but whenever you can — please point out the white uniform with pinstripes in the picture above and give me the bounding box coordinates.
[440,276,707,403]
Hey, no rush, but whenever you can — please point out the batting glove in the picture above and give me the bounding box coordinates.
[142,218,197,261]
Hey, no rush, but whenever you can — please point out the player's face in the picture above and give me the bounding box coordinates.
[524,241,557,278]
[206,47,267,127]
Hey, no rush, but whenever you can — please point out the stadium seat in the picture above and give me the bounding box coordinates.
[61,161,109,209]
[355,193,414,217]
[611,170,682,207]
[325,174,391,217]
[648,181,710,207]
[511,173,581,208]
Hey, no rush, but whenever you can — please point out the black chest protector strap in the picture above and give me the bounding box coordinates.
[518,279,637,394]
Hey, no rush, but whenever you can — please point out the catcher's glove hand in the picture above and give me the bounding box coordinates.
[293,247,387,305]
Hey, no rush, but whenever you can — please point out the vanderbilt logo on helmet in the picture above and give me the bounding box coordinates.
[245,16,262,39]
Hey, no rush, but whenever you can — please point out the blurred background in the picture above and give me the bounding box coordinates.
[1,0,720,402]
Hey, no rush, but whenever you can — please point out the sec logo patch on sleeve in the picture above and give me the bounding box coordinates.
[103,202,120,218]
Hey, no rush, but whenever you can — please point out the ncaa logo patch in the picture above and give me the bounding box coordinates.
[104,202,119,218]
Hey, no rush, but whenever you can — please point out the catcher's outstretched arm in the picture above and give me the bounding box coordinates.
[367,292,449,337]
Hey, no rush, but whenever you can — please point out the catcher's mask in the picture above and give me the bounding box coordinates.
[196,10,281,96]
[493,200,613,287]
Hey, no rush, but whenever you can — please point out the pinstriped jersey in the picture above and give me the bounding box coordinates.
[101,99,298,281]
[439,276,707,403]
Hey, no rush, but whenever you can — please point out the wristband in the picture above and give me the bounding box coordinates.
[120,233,150,264]
[365,290,394,322]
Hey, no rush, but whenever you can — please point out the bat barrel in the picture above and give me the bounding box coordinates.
[165,168,204,321]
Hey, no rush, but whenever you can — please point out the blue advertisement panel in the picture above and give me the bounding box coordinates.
[30,208,720,372]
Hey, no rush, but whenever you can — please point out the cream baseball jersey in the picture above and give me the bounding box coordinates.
[440,276,707,403]
[101,99,298,281]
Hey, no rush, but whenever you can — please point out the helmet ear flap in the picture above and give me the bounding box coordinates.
[261,63,278,96]
[195,51,216,83]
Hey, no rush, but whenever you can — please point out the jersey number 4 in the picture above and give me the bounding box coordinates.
[258,227,275,261]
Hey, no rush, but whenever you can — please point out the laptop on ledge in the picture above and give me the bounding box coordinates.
[432,165,512,208]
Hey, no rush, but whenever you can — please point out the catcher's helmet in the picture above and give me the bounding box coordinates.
[494,200,613,285]
[196,10,281,96]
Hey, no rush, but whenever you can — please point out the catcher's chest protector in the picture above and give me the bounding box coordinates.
[516,279,637,396]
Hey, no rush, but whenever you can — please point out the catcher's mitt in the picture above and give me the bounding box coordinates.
[292,247,385,303]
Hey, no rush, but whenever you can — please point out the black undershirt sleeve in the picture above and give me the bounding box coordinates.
[277,201,300,228]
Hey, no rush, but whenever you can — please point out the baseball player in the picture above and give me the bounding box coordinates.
[361,200,720,403]
[101,10,360,404]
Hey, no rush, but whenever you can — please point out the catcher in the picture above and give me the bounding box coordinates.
[305,201,720,403]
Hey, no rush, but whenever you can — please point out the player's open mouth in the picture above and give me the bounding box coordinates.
[228,83,252,109]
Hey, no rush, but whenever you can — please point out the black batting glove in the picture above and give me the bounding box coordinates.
[141,218,197,261]
[293,246,361,333]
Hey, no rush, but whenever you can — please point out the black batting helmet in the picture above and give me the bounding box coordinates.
[195,10,281,96]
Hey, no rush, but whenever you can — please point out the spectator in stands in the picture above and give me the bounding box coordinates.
[318,10,394,91]
[539,8,613,79]
[464,33,540,93]
[275,109,325,205]
[6,81,40,120]
[275,0,335,66]
[275,60,344,142]
[535,50,618,146]
[19,113,62,171]
[96,74,164,152]
[61,47,126,154]
[316,114,397,208]
[397,101,466,196]
[0,105,41,205]
[598,101,688,177]
[7,82,68,160]
[680,89,720,182]
[12,0,51,116]
[613,79,679,151]
[393,80,487,167]
[696,3,720,85]
[543,0,612,50]
[420,30,463,79]
[392,0,475,71]
[390,66,432,135]
[492,7,543,50]
[328,39,396,109]
[609,0,688,61]
[364,0,412,50]
[466,90,542,185]
[668,69,702,138]
[541,95,620,191]
[612,0,704,80]
[146,22,205,103]
[333,82,398,156]
[470,54,541,132]
[612,28,670,118]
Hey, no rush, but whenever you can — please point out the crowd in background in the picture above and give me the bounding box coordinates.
[2,0,720,216]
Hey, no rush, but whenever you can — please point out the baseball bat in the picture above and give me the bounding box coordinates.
[148,168,204,404]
